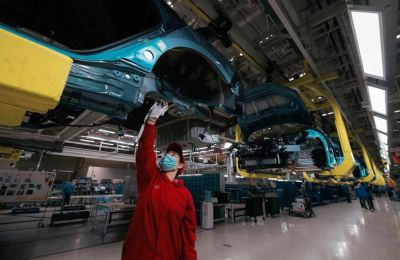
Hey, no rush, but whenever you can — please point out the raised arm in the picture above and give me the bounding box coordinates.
[136,120,158,191]
[135,101,168,192]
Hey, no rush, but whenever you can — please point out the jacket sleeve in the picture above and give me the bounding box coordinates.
[181,192,197,260]
[136,123,158,192]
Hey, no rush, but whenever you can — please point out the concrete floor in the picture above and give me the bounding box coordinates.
[31,198,400,260]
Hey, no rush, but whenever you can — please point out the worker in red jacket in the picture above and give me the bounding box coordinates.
[122,101,197,260]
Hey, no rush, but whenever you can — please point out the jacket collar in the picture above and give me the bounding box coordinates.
[159,170,184,187]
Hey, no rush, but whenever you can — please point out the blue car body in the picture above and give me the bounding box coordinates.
[0,0,239,120]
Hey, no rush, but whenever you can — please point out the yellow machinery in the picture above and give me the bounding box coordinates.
[287,63,355,178]
[370,161,386,186]
[0,147,21,161]
[0,29,72,126]
[347,132,376,183]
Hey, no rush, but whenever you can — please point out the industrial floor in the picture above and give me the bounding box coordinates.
[2,198,400,260]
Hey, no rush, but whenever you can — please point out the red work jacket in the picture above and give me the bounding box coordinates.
[122,124,197,260]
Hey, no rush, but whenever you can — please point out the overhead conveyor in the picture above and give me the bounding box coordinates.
[287,64,355,178]
[234,125,283,179]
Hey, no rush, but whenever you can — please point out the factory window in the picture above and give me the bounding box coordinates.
[0,0,162,51]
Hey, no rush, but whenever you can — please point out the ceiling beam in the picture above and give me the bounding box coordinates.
[56,110,109,141]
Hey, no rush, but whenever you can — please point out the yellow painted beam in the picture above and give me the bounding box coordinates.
[0,28,72,126]
[287,67,355,178]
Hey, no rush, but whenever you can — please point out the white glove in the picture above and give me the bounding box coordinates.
[148,100,168,119]
[136,100,168,142]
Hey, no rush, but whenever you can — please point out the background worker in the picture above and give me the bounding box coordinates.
[63,181,74,206]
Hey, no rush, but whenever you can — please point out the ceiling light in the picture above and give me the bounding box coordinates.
[124,134,136,138]
[349,10,384,79]
[80,139,95,143]
[318,96,323,99]
[102,142,114,146]
[167,1,172,5]
[239,53,243,56]
[397,34,400,39]
[328,112,334,115]
[367,85,386,115]
[377,132,388,145]
[373,116,387,133]
[259,40,263,44]
[223,142,232,149]
[322,113,327,117]
[311,99,315,102]
[394,110,400,113]
[85,135,135,145]
[98,129,115,134]
[289,77,294,81]
[85,136,106,141]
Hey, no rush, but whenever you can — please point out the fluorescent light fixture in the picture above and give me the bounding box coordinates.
[80,139,95,143]
[101,142,114,146]
[349,10,384,79]
[373,116,387,133]
[223,142,233,149]
[322,113,327,117]
[85,135,135,145]
[377,132,388,145]
[197,147,208,150]
[367,85,386,115]
[124,134,136,138]
[327,112,334,115]
[85,136,106,141]
[98,129,115,134]
[397,34,400,39]
[395,110,400,113]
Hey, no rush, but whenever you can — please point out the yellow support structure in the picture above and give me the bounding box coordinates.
[287,68,355,178]
[370,161,386,186]
[303,172,323,183]
[0,147,21,161]
[349,133,375,183]
[0,28,72,126]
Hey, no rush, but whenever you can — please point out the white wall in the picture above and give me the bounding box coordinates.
[86,166,135,182]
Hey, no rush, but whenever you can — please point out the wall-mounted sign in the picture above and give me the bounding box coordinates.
[0,171,55,203]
